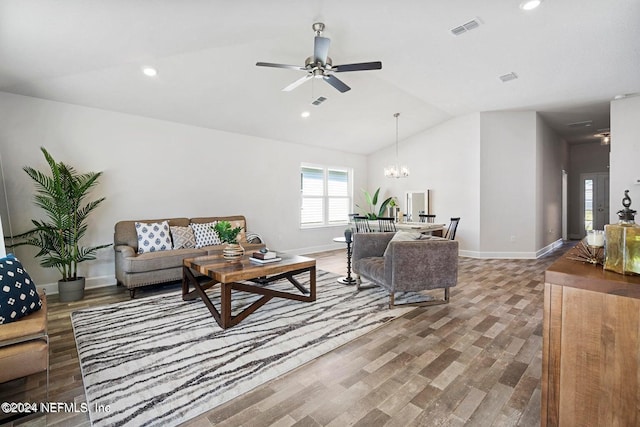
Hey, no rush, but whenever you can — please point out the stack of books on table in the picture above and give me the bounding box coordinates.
[249,251,281,264]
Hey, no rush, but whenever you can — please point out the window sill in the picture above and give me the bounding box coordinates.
[300,223,349,230]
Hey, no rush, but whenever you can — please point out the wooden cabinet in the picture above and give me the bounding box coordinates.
[542,254,640,426]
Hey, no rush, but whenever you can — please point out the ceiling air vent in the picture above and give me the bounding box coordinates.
[450,18,481,36]
[311,96,327,106]
[567,120,593,128]
[499,72,518,82]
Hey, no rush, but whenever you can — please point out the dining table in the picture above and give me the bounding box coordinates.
[369,220,445,236]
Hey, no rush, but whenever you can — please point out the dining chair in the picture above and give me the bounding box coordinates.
[351,215,372,233]
[377,217,397,232]
[444,217,461,240]
[418,214,436,223]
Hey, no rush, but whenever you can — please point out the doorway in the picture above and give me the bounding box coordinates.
[580,172,609,235]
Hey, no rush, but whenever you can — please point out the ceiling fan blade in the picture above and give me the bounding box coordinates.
[313,36,331,64]
[333,61,382,72]
[323,75,351,93]
[282,74,313,92]
[256,62,306,71]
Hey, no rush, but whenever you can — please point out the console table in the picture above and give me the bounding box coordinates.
[542,252,640,426]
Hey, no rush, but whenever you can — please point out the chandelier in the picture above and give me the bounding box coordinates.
[384,112,409,178]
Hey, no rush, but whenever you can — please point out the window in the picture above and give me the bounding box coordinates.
[300,165,352,227]
[584,178,593,231]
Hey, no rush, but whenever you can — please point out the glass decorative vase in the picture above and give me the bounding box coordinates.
[604,190,640,275]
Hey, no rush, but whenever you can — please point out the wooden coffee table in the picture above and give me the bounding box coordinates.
[182,253,316,329]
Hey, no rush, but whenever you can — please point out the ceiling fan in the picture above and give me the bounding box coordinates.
[256,22,382,93]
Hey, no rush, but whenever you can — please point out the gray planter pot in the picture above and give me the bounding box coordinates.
[58,277,86,302]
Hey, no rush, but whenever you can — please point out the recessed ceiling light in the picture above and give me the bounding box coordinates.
[142,67,158,77]
[301,111,310,118]
[520,0,542,10]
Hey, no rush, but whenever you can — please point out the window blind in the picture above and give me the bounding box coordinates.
[300,166,351,227]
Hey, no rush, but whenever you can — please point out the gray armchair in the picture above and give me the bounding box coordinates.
[352,232,458,308]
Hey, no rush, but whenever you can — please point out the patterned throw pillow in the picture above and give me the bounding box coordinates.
[135,221,172,254]
[383,231,430,257]
[170,226,196,249]
[228,220,246,242]
[0,254,42,324]
[190,222,221,248]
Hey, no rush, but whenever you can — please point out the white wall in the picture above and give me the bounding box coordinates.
[367,114,482,255]
[610,95,640,222]
[479,112,537,257]
[0,92,367,290]
[536,114,567,252]
[367,110,565,259]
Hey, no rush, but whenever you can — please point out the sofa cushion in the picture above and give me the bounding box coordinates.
[0,340,48,383]
[356,257,387,289]
[135,221,173,254]
[191,222,222,248]
[170,225,196,249]
[120,248,207,273]
[0,255,42,325]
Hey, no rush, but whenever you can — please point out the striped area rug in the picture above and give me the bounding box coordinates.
[71,270,422,426]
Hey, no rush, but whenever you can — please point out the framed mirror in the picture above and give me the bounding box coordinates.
[405,190,431,222]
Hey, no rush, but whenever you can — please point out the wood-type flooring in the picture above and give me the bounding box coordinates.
[3,244,572,426]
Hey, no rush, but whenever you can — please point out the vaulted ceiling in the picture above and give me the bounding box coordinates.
[0,0,638,154]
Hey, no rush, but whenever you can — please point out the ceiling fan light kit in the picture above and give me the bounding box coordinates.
[256,22,382,93]
[595,128,611,145]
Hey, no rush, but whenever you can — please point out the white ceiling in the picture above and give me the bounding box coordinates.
[0,0,638,154]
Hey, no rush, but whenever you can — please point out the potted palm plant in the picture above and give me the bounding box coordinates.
[213,221,244,262]
[9,147,112,302]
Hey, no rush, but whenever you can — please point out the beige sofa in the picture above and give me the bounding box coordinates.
[114,215,264,297]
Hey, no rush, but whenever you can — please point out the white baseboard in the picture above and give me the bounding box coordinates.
[284,243,346,256]
[460,239,564,260]
[536,239,565,258]
[37,275,116,295]
[459,250,538,259]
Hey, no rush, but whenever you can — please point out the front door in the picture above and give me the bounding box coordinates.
[580,172,609,235]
